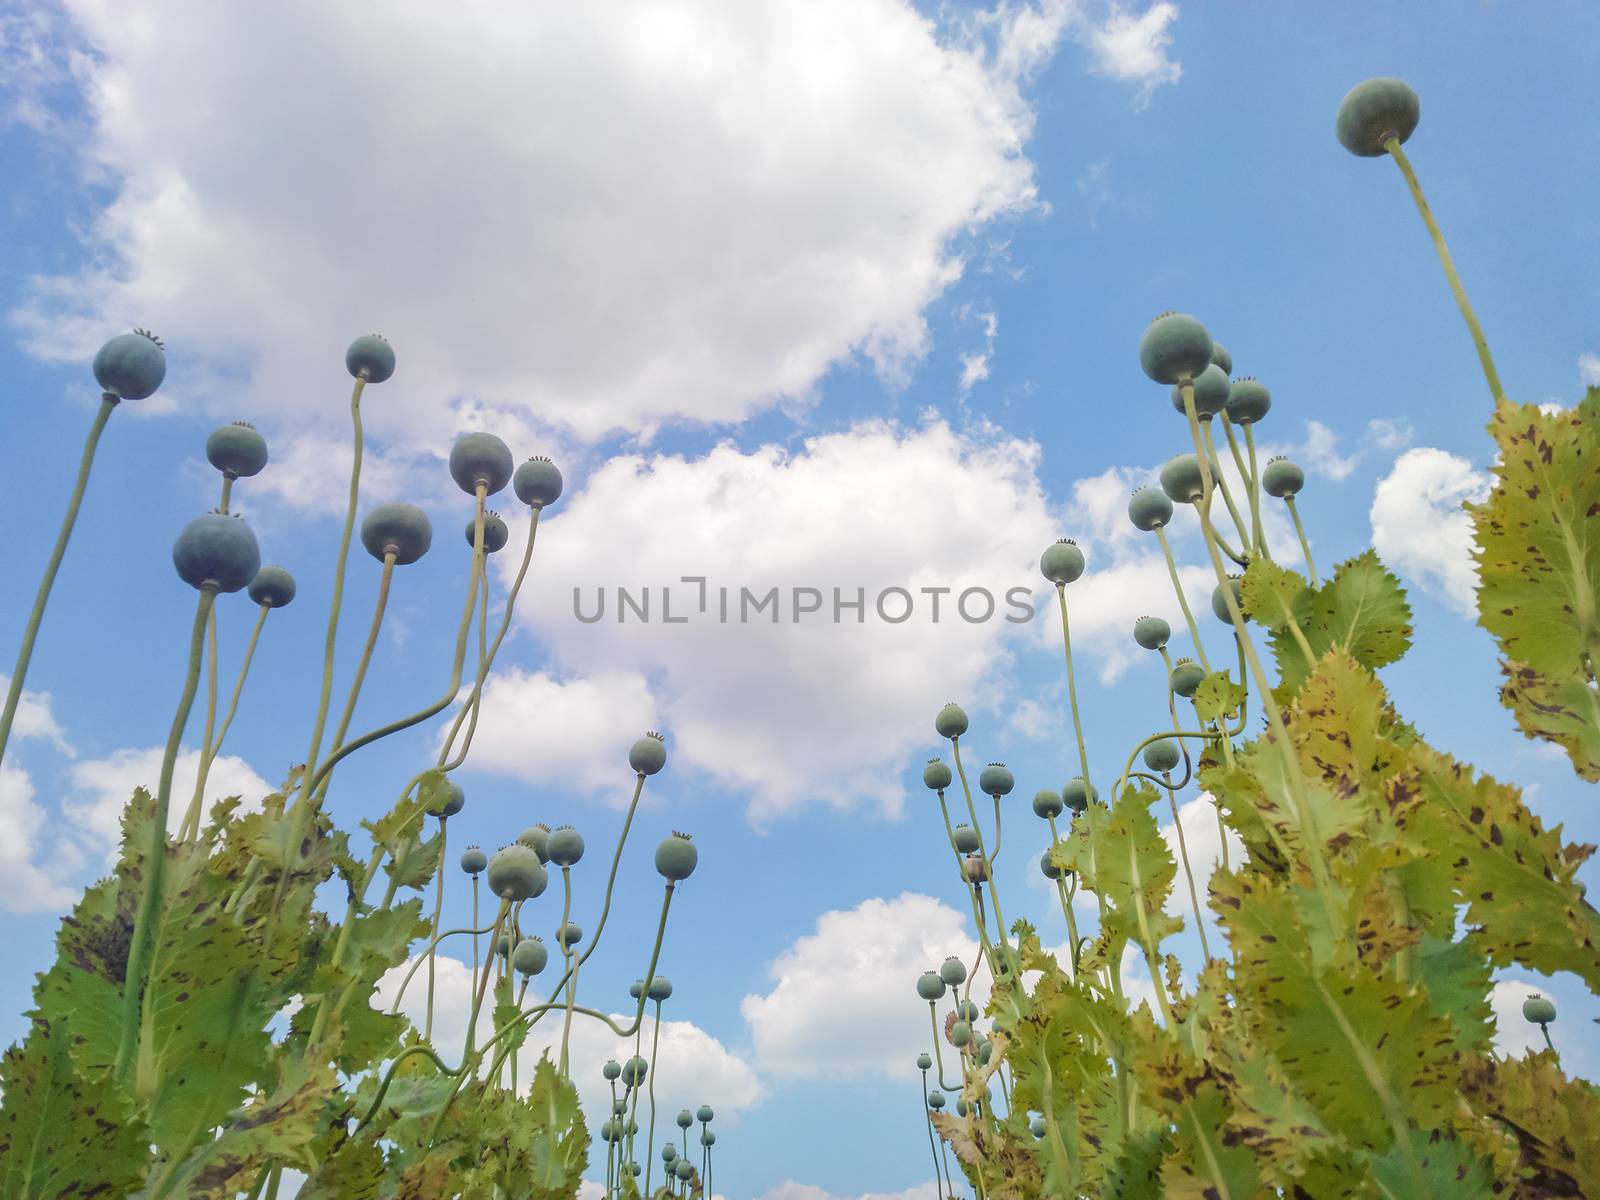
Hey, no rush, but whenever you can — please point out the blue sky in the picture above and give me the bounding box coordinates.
[1,2,1597,1197]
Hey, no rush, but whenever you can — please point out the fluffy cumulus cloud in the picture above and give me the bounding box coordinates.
[1157,793,1243,947]
[12,0,1103,443]
[65,745,273,855]
[741,892,982,1079]
[1369,447,1489,617]
[0,763,80,913]
[1079,1,1180,106]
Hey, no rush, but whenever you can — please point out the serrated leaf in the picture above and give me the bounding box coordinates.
[1459,1051,1600,1196]
[1193,670,1246,723]
[1498,662,1600,781]
[1270,551,1413,695]
[1242,556,1310,631]
[0,1018,148,1199]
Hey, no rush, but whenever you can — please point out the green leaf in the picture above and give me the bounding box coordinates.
[1497,662,1600,781]
[0,1018,147,1200]
[1460,1051,1600,1196]
[1268,551,1412,695]
[1241,556,1310,631]
[1192,670,1245,723]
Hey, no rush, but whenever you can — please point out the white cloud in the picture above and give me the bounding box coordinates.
[0,764,80,913]
[1076,156,1112,229]
[65,745,272,855]
[1579,352,1600,388]
[1299,420,1360,482]
[756,1184,941,1200]
[1079,2,1181,107]
[741,892,984,1080]
[445,669,660,797]
[1156,793,1242,936]
[1369,447,1489,618]
[1366,418,1413,452]
[0,673,72,754]
[16,0,1085,445]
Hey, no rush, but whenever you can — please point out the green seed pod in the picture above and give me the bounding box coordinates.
[978,1040,993,1066]
[1159,454,1205,505]
[917,1052,932,1071]
[93,329,166,400]
[1143,739,1181,773]
[629,731,667,775]
[674,1160,693,1181]
[613,1098,628,1115]
[655,831,698,881]
[1062,777,1096,814]
[957,1000,979,1022]
[629,1162,642,1177]
[677,1109,694,1129]
[939,956,967,987]
[648,976,674,1002]
[247,565,296,609]
[345,333,395,383]
[927,1090,946,1110]
[1030,1116,1046,1139]
[1522,994,1556,1025]
[459,845,487,875]
[697,1104,714,1124]
[1225,377,1271,425]
[1170,658,1206,698]
[487,843,547,901]
[556,921,583,948]
[206,421,269,479]
[662,1143,678,1163]
[1169,363,1230,418]
[547,824,585,867]
[701,1129,716,1147]
[923,758,952,791]
[496,933,510,958]
[599,1118,618,1143]
[431,781,465,818]
[1040,850,1062,880]
[952,1021,971,1047]
[962,854,988,884]
[173,512,261,593]
[1263,456,1304,498]
[603,1059,622,1081]
[1211,576,1244,623]
[465,511,510,554]
[511,936,548,976]
[952,824,980,854]
[360,502,433,565]
[621,1056,648,1087]
[1139,312,1213,385]
[1032,789,1063,819]
[917,971,947,1001]
[1128,487,1174,532]
[516,824,551,863]
[1040,538,1085,585]
[513,454,564,508]
[448,431,514,497]
[979,762,1014,797]
[1211,342,1232,377]
[1133,615,1171,651]
[934,702,969,740]
[1336,77,1420,158]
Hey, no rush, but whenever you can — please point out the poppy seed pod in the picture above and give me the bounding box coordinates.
[547,825,584,867]
[952,1020,972,1047]
[1212,576,1245,623]
[939,956,967,987]
[173,512,261,593]
[207,421,269,480]
[247,565,296,609]
[1210,342,1232,377]
[1263,456,1305,498]
[1522,994,1556,1025]
[518,824,551,863]
[487,844,546,901]
[917,971,946,1001]
[1133,615,1171,651]
[556,921,583,948]
[674,1160,693,1181]
[979,762,1014,797]
[957,1000,979,1022]
[1128,487,1174,532]
[1062,777,1096,814]
[701,1129,716,1147]
[928,1090,946,1110]
[1159,454,1206,505]
[677,1109,694,1130]
[345,333,395,383]
[629,731,667,775]
[655,831,697,881]
[496,933,511,958]
[1139,312,1213,385]
[1225,377,1271,425]
[513,455,564,508]
[1030,1116,1046,1139]
[612,1099,628,1116]
[1170,363,1230,418]
[465,511,509,554]
[647,976,674,1002]
[603,1059,622,1081]
[962,854,988,884]
[511,936,548,977]
[923,758,952,791]
[662,1144,678,1164]
[431,781,465,818]
[1032,789,1064,820]
[621,1056,648,1088]
[952,824,980,854]
[360,502,432,565]
[1040,538,1085,585]
[459,845,487,876]
[697,1105,714,1123]
[94,329,166,400]
[1040,850,1062,880]
[1144,739,1181,773]
[917,1052,932,1071]
[1336,77,1420,157]
[449,431,514,497]
[934,702,968,740]
[1171,658,1206,698]
[629,979,646,1000]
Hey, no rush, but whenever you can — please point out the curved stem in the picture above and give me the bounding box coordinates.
[1054,585,1094,793]
[176,604,220,843]
[1284,496,1318,586]
[424,817,448,1040]
[1384,137,1505,406]
[181,602,270,842]
[1166,781,1212,961]
[115,586,216,1086]
[0,394,117,769]
[1201,421,1253,559]
[557,866,577,1074]
[1154,526,1211,673]
[327,552,396,755]
[643,999,663,1195]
